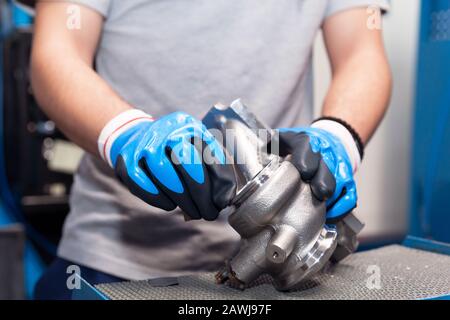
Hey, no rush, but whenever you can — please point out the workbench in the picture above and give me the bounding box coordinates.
[73,236,450,300]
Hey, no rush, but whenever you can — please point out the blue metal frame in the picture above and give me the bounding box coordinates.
[410,0,450,242]
[71,274,108,300]
[12,1,32,28]
[403,235,450,256]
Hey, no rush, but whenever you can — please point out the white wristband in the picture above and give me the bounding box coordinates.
[98,109,154,167]
[311,120,361,173]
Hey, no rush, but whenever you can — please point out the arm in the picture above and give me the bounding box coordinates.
[277,8,392,219]
[31,1,133,155]
[31,1,236,219]
[321,8,392,144]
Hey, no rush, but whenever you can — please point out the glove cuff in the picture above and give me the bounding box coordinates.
[311,118,363,173]
[98,109,154,167]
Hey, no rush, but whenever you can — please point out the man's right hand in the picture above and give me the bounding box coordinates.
[98,110,237,221]
[32,2,237,220]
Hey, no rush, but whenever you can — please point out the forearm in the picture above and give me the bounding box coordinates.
[31,48,132,155]
[321,50,392,144]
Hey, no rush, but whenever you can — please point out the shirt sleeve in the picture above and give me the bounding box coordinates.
[67,0,111,17]
[14,0,111,17]
[325,0,390,18]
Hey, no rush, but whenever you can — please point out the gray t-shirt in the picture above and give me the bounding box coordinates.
[53,0,389,280]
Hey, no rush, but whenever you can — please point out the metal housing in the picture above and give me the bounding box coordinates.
[203,100,363,291]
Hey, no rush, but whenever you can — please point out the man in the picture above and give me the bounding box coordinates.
[23,0,391,299]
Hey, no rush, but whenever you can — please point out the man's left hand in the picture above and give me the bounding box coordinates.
[277,118,363,220]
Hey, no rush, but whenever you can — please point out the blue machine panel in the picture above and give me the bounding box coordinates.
[410,0,450,242]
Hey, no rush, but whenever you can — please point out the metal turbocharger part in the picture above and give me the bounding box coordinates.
[203,99,364,291]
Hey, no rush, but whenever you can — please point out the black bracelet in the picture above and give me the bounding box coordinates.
[312,116,365,160]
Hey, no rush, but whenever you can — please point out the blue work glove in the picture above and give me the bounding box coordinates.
[277,118,364,220]
[98,110,236,221]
